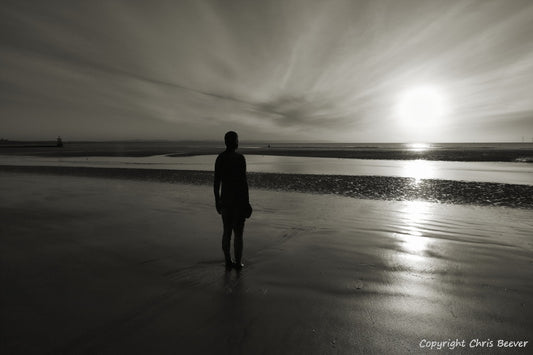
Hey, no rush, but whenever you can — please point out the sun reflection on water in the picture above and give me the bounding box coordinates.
[402,159,435,183]
[397,201,431,256]
[383,202,447,328]
[406,143,431,151]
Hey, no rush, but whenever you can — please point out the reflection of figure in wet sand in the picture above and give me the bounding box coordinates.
[214,131,250,271]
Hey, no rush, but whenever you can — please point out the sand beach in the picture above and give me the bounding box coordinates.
[3,0,533,352]
[1,166,532,354]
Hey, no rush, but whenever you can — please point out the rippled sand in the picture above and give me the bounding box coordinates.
[1,172,532,353]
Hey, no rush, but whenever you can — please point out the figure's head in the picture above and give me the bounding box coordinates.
[224,131,238,150]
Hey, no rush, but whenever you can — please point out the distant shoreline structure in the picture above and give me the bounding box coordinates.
[0,142,59,148]
[0,139,63,148]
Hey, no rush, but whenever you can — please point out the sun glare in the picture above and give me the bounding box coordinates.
[397,86,448,126]
[406,143,430,151]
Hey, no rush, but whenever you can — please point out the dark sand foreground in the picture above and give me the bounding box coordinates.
[1,172,532,354]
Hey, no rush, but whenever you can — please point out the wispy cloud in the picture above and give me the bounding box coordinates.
[1,0,532,141]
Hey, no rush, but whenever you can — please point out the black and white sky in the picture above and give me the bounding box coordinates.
[1,0,533,142]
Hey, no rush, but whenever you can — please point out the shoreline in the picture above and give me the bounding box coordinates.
[2,164,532,209]
[240,147,533,162]
[1,142,533,162]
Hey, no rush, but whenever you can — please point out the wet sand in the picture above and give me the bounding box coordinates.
[1,172,532,354]
[1,165,532,209]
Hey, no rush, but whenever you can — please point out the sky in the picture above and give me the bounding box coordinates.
[1,0,533,142]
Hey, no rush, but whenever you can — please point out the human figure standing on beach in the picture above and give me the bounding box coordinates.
[214,131,251,271]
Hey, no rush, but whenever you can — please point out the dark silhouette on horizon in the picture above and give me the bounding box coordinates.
[214,131,251,271]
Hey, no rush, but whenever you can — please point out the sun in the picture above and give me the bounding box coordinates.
[396,86,448,126]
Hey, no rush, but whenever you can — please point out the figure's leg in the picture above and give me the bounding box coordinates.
[221,212,233,267]
[233,217,245,269]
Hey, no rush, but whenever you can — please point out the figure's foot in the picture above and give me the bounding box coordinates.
[233,262,244,271]
[225,260,233,271]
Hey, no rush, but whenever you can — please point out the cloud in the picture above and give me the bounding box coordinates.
[1,0,533,141]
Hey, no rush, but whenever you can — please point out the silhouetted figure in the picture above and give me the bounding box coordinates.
[56,136,63,147]
[214,131,251,271]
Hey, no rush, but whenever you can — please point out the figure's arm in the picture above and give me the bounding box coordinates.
[243,156,250,204]
[214,157,222,214]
